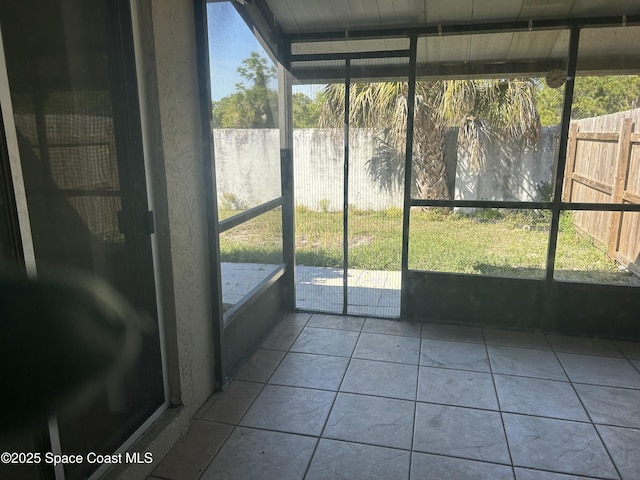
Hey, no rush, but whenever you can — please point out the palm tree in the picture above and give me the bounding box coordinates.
[320,79,540,200]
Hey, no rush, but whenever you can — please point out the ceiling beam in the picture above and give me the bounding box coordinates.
[416,60,568,79]
[285,15,640,44]
[291,65,411,83]
[230,0,284,61]
[290,55,640,84]
[290,50,410,62]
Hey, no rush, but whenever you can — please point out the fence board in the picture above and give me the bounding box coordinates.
[625,192,640,204]
[629,143,640,196]
[565,109,640,274]
[562,123,578,202]
[607,118,633,259]
[576,132,619,141]
[572,173,612,196]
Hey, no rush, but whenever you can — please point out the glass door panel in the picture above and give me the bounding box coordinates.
[0,1,164,478]
[0,103,53,480]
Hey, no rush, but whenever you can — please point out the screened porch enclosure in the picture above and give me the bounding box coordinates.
[3,1,640,479]
[201,0,640,387]
[291,61,407,318]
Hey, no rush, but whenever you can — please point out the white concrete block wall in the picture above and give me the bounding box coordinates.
[214,126,558,211]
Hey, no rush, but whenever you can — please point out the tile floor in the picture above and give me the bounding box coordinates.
[149,313,640,480]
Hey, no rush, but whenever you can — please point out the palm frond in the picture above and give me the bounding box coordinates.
[482,79,540,146]
[318,76,542,199]
[457,115,489,172]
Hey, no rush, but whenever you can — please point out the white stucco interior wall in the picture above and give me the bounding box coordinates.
[150,0,216,414]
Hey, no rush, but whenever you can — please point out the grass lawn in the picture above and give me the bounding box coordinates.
[218,207,636,284]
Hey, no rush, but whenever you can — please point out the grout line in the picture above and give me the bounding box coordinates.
[231,317,310,425]
[612,339,640,365]
[417,363,493,375]
[483,343,553,352]
[408,322,423,479]
[551,349,628,359]
[351,357,420,367]
[511,465,619,480]
[488,410,596,427]
[625,356,640,373]
[360,329,423,339]
[423,338,492,346]
[201,316,314,478]
[549,346,624,480]
[630,359,640,376]
[482,328,517,479]
[483,341,555,352]
[570,380,640,392]
[301,313,366,479]
[191,319,308,478]
[587,422,640,432]
[194,424,236,480]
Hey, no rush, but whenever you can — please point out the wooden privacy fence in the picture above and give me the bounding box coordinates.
[563,110,640,276]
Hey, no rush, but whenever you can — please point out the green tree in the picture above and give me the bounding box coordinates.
[212,52,277,128]
[320,79,540,200]
[536,75,640,126]
[212,93,249,128]
[292,91,324,128]
[212,54,327,129]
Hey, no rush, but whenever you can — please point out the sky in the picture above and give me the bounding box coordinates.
[207,2,275,101]
[207,2,323,102]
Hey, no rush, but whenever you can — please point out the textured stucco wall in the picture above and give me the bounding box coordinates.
[151,0,216,414]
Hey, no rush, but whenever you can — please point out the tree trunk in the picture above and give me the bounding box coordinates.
[412,122,450,200]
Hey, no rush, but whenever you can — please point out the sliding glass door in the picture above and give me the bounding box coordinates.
[0,1,164,478]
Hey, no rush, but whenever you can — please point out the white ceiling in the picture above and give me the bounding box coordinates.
[238,0,640,79]
[265,0,640,36]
